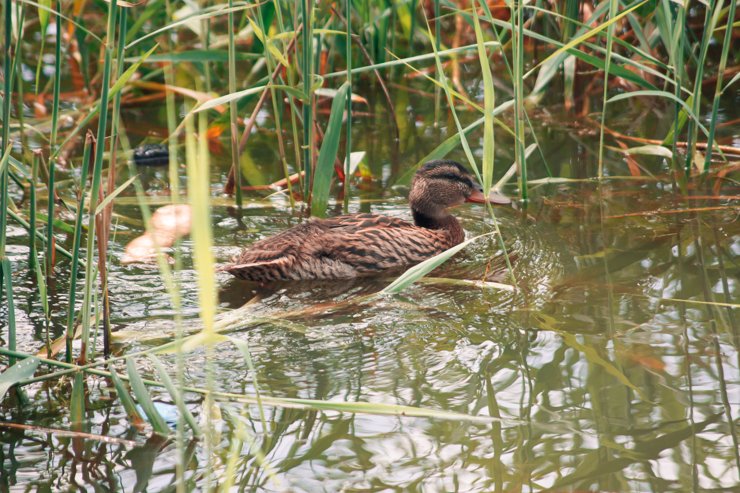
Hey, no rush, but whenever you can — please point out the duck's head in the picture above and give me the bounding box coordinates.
[409,160,488,218]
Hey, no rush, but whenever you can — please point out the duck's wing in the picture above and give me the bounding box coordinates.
[322,213,415,232]
[322,219,451,274]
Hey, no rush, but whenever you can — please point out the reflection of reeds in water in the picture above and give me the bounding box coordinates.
[0,0,739,490]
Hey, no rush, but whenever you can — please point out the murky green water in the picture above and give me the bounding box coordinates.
[2,75,739,491]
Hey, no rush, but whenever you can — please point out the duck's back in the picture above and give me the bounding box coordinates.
[221,213,457,282]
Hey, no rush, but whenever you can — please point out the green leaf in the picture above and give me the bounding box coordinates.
[194,84,305,113]
[383,233,495,294]
[95,174,138,215]
[109,44,159,99]
[0,357,40,402]
[70,372,85,426]
[473,0,495,194]
[148,355,201,436]
[109,366,145,427]
[608,90,709,137]
[38,0,51,32]
[125,49,259,63]
[311,82,350,217]
[126,358,170,435]
[524,0,649,80]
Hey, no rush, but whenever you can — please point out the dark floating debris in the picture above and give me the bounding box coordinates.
[133,143,170,166]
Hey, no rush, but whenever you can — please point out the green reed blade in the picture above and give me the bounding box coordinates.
[1,0,13,259]
[608,91,710,138]
[228,337,266,430]
[51,44,157,162]
[70,372,85,426]
[28,153,39,264]
[0,356,40,402]
[109,366,145,427]
[148,355,201,436]
[382,233,495,294]
[94,174,138,215]
[64,134,91,363]
[524,0,648,81]
[703,0,736,172]
[184,109,218,337]
[44,0,63,278]
[126,50,260,63]
[511,0,526,200]
[302,0,314,199]
[343,0,352,213]
[311,81,350,217]
[227,0,243,209]
[324,40,500,79]
[685,3,723,176]
[597,0,619,179]
[472,0,494,194]
[79,0,118,364]
[126,357,170,435]
[1,346,502,424]
[195,84,305,113]
[254,2,295,208]
[1,258,16,364]
[125,3,257,50]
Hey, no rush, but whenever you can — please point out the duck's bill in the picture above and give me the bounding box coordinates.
[466,190,512,205]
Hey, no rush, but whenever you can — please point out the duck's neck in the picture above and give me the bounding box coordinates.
[412,209,465,245]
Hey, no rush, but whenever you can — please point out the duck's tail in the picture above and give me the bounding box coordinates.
[218,257,293,282]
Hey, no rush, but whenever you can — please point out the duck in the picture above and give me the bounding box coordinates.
[221,160,505,282]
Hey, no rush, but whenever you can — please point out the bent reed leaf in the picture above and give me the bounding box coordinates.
[126,358,170,435]
[383,233,495,294]
[0,357,40,402]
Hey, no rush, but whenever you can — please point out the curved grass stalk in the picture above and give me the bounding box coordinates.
[597,0,619,179]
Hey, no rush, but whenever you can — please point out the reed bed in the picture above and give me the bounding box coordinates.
[0,0,737,489]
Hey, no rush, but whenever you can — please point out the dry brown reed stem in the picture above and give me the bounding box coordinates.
[606,205,739,219]
[223,24,303,196]
[0,422,138,447]
[591,116,740,157]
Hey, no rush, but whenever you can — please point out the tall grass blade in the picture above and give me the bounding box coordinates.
[0,357,40,402]
[45,0,63,277]
[1,259,16,365]
[311,81,350,217]
[184,109,218,338]
[608,91,709,136]
[343,0,352,212]
[524,0,648,80]
[301,0,314,199]
[65,134,93,363]
[703,0,736,172]
[685,3,724,176]
[126,358,170,435]
[148,355,201,436]
[109,366,145,428]
[511,1,527,200]
[383,233,494,294]
[597,0,619,179]
[70,372,85,426]
[227,0,243,209]
[472,0,494,194]
[79,0,118,363]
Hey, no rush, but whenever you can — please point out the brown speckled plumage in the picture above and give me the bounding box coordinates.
[221,160,486,282]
